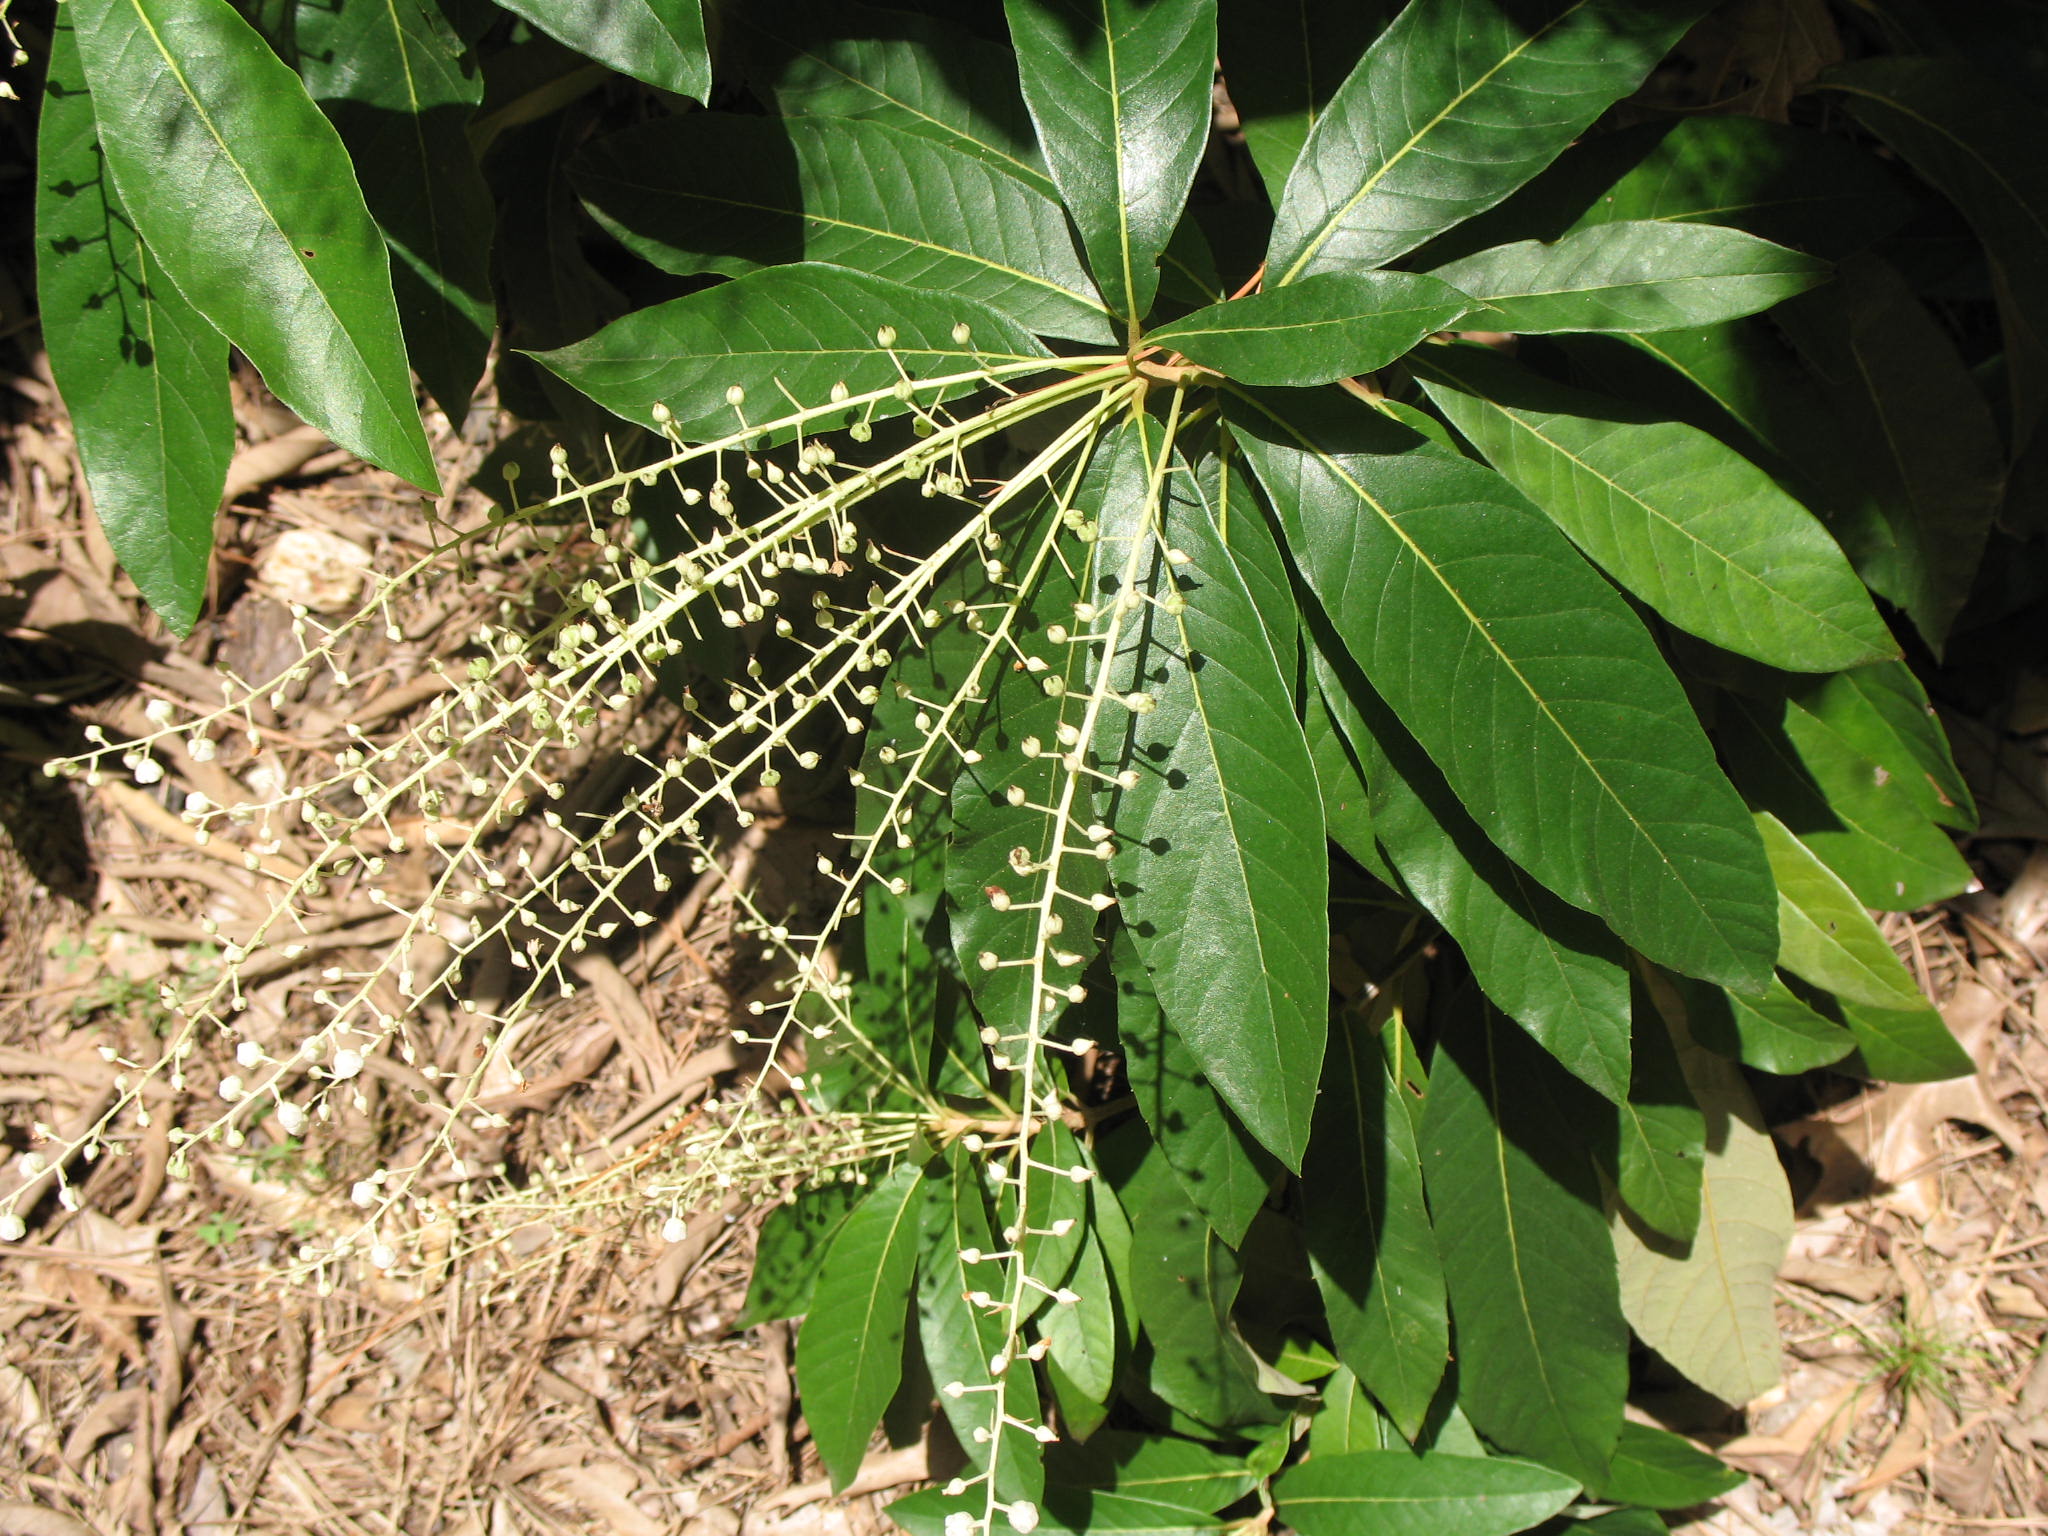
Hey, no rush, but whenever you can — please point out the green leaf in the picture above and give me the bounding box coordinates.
[1113,924,1280,1247]
[1756,812,1945,1013]
[1421,995,1627,1485]
[1303,1013,1449,1440]
[533,265,1049,444]
[1814,59,2048,461]
[1216,4,1391,197]
[1004,0,1215,327]
[746,0,1051,193]
[1305,683,1399,886]
[1309,628,1631,1102]
[1015,1120,1090,1323]
[1415,348,1895,672]
[890,1487,1225,1536]
[920,1152,1044,1501]
[36,13,230,635]
[1148,273,1474,387]
[492,0,709,100]
[71,0,438,491]
[1772,255,2004,654]
[1793,664,1973,834]
[1427,223,1828,335]
[1228,389,1776,994]
[1439,116,1913,264]
[1611,1027,1791,1406]
[1045,1429,1260,1512]
[1723,693,1972,912]
[738,1181,865,1328]
[1677,970,1855,1077]
[1308,1366,1403,1457]
[797,1160,932,1490]
[574,113,1117,344]
[1606,987,1705,1245]
[1834,997,1976,1087]
[1275,1451,1580,1536]
[1265,0,1712,284]
[1590,1421,1744,1509]
[294,0,495,421]
[1038,1223,1119,1417]
[1101,423,1329,1170]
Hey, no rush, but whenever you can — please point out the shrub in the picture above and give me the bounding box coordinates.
[24,1,2039,1533]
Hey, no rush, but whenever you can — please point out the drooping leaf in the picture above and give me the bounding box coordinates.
[1603,984,1705,1244]
[1302,1012,1449,1440]
[1149,272,1472,387]
[1265,0,1713,284]
[1421,994,1627,1486]
[533,265,1049,445]
[1722,693,1972,912]
[1228,389,1776,994]
[1101,423,1330,1170]
[920,1152,1045,1501]
[294,0,495,421]
[1004,0,1215,327]
[1216,3,1391,197]
[1672,971,1854,1076]
[797,1160,934,1490]
[493,0,709,100]
[1415,347,1894,672]
[1611,1025,1791,1407]
[1308,626,1632,1103]
[1771,254,2004,653]
[1438,115,1912,263]
[1792,664,1973,833]
[573,113,1117,343]
[738,1180,866,1327]
[1046,1429,1261,1512]
[1815,58,2048,461]
[746,0,1051,192]
[71,0,438,491]
[1038,1222,1119,1421]
[1275,1451,1580,1536]
[1590,1421,1744,1509]
[1427,222,1828,335]
[1112,924,1280,1247]
[1754,814,1970,1082]
[36,13,230,635]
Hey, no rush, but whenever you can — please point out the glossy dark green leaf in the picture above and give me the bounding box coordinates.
[1815,59,2048,462]
[1309,628,1632,1102]
[1440,116,1913,264]
[37,13,230,635]
[1004,0,1215,326]
[1772,255,2004,653]
[1015,1120,1090,1323]
[1722,693,1972,912]
[1794,664,1973,833]
[1038,1223,1118,1415]
[746,0,1050,192]
[1228,389,1776,994]
[797,1161,932,1490]
[1101,422,1329,1170]
[1305,684,1399,886]
[533,265,1048,445]
[1149,273,1473,387]
[1303,1013,1449,1440]
[493,0,708,100]
[920,1152,1044,1501]
[1046,1429,1260,1512]
[1113,925,1280,1247]
[574,114,1116,344]
[294,0,495,421]
[1590,1421,1744,1509]
[1276,1451,1580,1536]
[1265,0,1712,284]
[1421,996,1627,1485]
[1606,984,1704,1244]
[1428,222,1827,335]
[1611,1026,1789,1406]
[738,1180,865,1327]
[890,1486,1224,1536]
[1674,971,1854,1076]
[1216,4,1391,197]
[1416,348,1894,672]
[72,0,438,491]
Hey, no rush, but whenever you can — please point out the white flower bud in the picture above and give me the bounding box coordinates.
[661,1216,688,1243]
[331,1049,364,1080]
